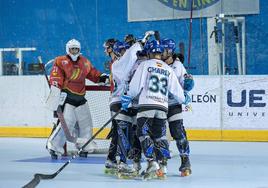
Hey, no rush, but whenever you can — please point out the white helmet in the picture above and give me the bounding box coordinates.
[66,39,81,61]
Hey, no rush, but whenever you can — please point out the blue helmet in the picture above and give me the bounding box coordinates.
[113,41,130,55]
[161,38,176,53]
[148,40,163,53]
[136,49,148,57]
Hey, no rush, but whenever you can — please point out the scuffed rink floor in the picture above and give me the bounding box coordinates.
[0,138,268,188]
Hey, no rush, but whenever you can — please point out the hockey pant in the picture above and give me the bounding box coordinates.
[128,124,142,163]
[168,104,190,156]
[136,110,170,161]
[47,102,95,155]
[107,110,135,163]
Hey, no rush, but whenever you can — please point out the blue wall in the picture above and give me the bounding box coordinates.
[0,0,267,75]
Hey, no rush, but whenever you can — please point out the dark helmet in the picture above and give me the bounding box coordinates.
[124,34,136,46]
[103,38,118,49]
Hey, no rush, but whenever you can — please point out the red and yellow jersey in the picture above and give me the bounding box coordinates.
[50,55,101,95]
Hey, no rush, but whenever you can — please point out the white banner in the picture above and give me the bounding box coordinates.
[222,76,268,129]
[0,75,267,130]
[128,0,259,22]
[184,76,221,129]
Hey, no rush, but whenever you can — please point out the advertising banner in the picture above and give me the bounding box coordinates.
[222,76,268,129]
[183,76,221,129]
[128,0,259,22]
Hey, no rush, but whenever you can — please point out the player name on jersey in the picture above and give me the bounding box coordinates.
[147,66,170,77]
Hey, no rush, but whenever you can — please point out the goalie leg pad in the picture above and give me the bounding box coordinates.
[47,104,77,155]
[47,125,66,155]
[63,103,78,137]
[74,102,96,152]
[74,102,93,138]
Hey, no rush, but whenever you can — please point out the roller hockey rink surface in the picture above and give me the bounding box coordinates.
[0,138,268,188]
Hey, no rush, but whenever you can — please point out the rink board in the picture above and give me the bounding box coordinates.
[0,75,267,141]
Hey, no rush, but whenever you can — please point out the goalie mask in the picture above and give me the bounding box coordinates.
[66,39,81,61]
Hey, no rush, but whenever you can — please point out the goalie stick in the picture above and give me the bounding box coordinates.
[22,109,122,188]
[38,56,50,88]
[56,106,76,143]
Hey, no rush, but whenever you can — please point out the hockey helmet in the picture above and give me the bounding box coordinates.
[66,39,81,61]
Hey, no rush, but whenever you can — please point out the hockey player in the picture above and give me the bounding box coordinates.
[105,32,156,178]
[115,33,155,177]
[121,40,190,180]
[161,38,194,176]
[126,48,150,175]
[46,39,109,159]
[104,40,136,176]
[103,38,121,173]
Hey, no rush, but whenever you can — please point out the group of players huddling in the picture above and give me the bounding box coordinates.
[102,31,194,180]
[45,30,194,181]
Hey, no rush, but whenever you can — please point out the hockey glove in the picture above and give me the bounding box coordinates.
[121,95,132,112]
[183,74,194,92]
[183,91,191,105]
[99,73,110,85]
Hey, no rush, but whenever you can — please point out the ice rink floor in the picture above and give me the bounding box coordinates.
[0,138,268,188]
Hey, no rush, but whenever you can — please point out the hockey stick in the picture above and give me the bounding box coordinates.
[56,106,77,143]
[22,109,121,188]
[38,56,50,88]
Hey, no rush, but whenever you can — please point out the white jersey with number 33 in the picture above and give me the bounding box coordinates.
[127,58,185,111]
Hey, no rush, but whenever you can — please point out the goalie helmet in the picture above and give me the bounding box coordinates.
[66,39,81,61]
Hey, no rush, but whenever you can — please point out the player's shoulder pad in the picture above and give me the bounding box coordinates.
[54,55,68,66]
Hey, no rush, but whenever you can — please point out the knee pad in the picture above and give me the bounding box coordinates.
[136,117,150,138]
[169,120,187,140]
[150,118,167,139]
[117,120,132,162]
[155,138,171,159]
[139,136,154,158]
[176,138,190,155]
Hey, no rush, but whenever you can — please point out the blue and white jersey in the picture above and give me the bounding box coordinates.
[127,58,185,112]
[168,59,187,106]
[112,42,142,83]
[109,42,142,106]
